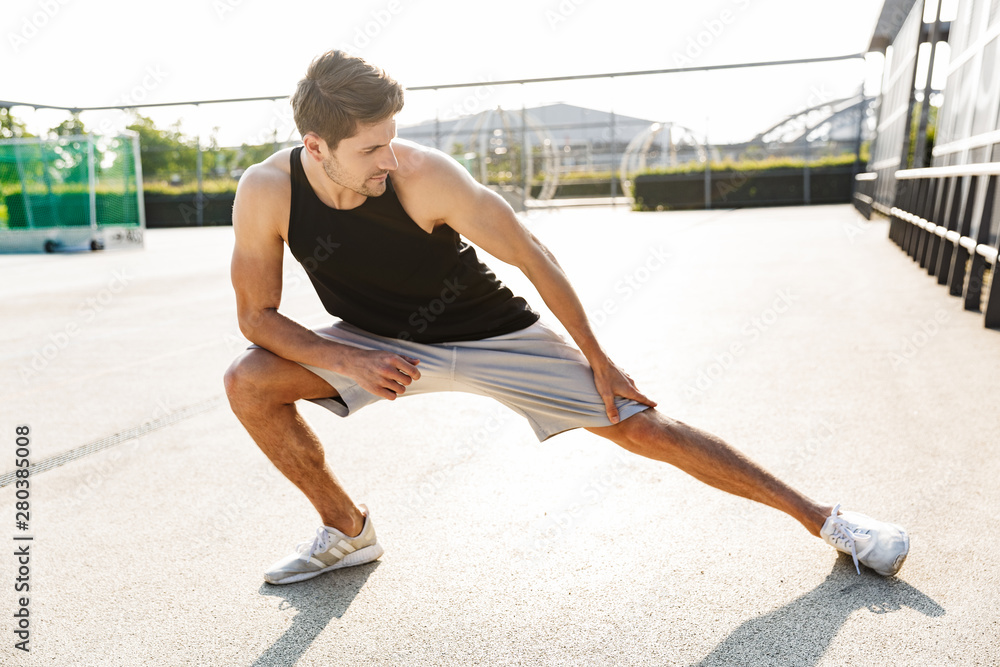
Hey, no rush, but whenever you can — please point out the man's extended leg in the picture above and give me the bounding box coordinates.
[224,347,364,537]
[587,409,834,536]
[587,409,909,575]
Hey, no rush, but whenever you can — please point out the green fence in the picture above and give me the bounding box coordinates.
[0,133,144,251]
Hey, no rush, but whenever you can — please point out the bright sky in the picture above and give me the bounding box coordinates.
[2,0,888,145]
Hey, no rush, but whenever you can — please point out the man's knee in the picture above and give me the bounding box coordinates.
[224,349,276,407]
[589,407,659,447]
[618,408,660,443]
[224,347,336,409]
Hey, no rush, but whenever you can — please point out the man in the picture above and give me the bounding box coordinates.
[224,50,909,586]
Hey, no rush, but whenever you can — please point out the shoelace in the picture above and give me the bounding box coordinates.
[825,503,870,574]
[296,526,331,561]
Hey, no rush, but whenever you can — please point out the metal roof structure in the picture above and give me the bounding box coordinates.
[868,0,920,52]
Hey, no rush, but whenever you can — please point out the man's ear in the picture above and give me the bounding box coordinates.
[301,133,327,160]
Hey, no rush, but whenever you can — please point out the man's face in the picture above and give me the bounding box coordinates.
[321,117,398,197]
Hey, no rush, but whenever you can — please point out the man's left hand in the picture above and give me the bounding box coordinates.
[591,358,657,425]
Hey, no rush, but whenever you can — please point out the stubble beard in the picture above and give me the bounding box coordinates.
[321,154,388,198]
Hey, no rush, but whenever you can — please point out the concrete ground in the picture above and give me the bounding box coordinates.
[1,204,998,666]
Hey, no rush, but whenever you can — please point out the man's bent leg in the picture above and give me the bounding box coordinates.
[224,347,365,537]
[587,409,833,537]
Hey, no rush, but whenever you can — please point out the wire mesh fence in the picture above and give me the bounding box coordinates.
[0,133,144,251]
[4,54,873,225]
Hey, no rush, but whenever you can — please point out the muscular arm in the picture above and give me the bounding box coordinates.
[395,146,655,421]
[230,162,420,400]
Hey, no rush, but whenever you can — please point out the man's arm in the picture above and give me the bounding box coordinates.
[395,147,655,422]
[230,162,420,400]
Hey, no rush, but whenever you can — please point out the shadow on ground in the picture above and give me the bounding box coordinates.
[692,556,945,666]
[251,561,380,666]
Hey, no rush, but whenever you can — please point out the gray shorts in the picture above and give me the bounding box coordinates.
[293,319,651,441]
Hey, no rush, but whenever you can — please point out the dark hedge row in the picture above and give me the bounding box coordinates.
[4,167,857,230]
[632,165,856,210]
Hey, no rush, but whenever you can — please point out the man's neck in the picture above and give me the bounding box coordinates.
[299,148,368,211]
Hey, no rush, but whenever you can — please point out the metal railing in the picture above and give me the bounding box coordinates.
[856,164,1000,328]
[852,171,877,219]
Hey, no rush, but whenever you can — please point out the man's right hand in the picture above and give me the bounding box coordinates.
[337,348,421,400]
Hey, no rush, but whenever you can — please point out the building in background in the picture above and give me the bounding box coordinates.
[399,97,871,210]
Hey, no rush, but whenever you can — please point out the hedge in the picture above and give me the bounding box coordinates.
[632,165,857,211]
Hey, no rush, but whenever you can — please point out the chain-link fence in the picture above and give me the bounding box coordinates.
[5,53,873,225]
[0,133,144,251]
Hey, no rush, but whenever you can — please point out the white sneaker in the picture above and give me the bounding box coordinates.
[264,505,383,585]
[820,503,909,576]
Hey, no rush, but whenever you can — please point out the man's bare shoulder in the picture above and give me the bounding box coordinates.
[237,147,296,198]
[233,147,298,239]
[390,139,480,222]
[391,138,465,183]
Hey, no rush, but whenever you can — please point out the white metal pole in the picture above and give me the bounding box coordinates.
[87,134,98,241]
[130,132,147,242]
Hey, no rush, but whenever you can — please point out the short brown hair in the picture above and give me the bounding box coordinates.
[291,50,404,149]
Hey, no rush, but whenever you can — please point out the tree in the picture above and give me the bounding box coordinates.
[125,113,197,182]
[49,113,86,137]
[46,113,94,184]
[1,107,31,139]
[907,102,938,169]
[234,143,276,172]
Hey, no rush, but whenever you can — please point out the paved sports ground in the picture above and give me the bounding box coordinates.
[2,204,998,666]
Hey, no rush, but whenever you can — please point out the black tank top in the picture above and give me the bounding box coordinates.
[286,146,539,343]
